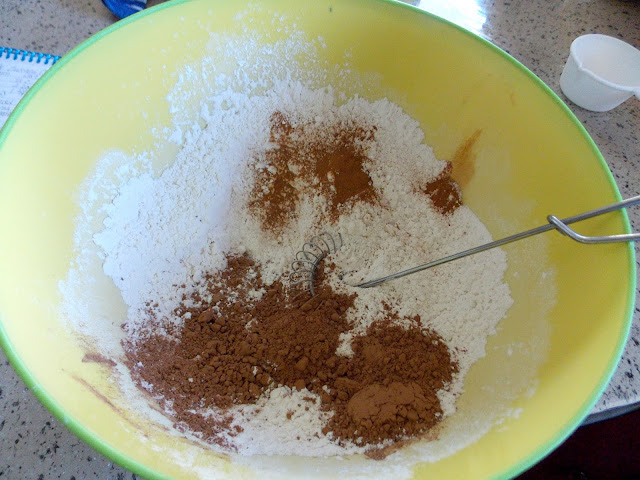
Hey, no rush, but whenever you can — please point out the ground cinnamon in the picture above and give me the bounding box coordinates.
[249,112,378,232]
[420,161,462,215]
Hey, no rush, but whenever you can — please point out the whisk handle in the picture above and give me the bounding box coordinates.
[356,195,640,288]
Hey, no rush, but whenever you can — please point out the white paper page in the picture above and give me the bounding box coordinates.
[0,48,59,129]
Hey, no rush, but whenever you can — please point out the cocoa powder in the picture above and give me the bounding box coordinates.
[124,253,457,452]
[420,161,462,215]
[249,112,378,232]
[327,320,455,447]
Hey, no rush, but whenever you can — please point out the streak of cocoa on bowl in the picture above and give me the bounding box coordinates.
[82,352,117,367]
[71,375,146,434]
[451,129,482,190]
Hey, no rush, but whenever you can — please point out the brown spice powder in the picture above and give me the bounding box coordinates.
[420,161,462,216]
[124,253,457,453]
[249,112,379,232]
[328,320,454,446]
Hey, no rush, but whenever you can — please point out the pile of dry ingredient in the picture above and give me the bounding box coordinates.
[82,81,513,457]
[126,254,455,456]
[124,111,459,456]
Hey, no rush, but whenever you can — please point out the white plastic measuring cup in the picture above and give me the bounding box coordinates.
[560,34,640,112]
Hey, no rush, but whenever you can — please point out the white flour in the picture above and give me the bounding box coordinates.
[59,25,514,461]
[227,387,374,457]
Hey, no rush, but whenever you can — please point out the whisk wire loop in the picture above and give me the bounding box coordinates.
[289,232,343,295]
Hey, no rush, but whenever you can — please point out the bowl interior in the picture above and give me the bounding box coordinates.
[0,0,633,479]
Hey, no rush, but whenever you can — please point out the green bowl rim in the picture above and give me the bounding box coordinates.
[0,0,635,479]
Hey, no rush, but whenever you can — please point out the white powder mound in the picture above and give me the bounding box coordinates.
[228,387,367,457]
[67,81,511,455]
[59,25,514,460]
[91,91,273,333]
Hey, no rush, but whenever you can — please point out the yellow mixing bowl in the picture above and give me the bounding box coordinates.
[0,0,634,478]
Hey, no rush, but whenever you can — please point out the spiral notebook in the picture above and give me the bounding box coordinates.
[0,47,60,129]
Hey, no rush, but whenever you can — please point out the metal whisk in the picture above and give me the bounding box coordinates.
[290,232,343,295]
[292,196,640,293]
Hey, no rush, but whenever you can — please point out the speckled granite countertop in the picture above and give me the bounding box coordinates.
[0,0,639,478]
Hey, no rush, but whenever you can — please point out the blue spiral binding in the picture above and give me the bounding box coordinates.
[0,47,61,65]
